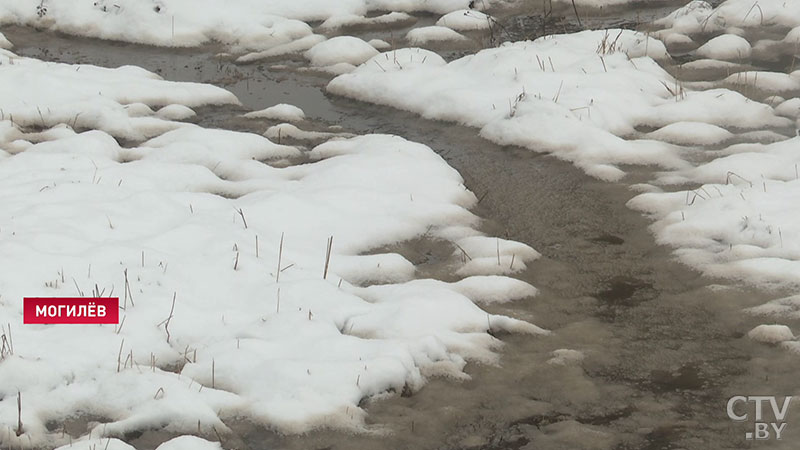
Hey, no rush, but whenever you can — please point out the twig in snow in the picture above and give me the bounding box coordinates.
[276,232,284,283]
[323,236,333,279]
[116,339,125,373]
[726,171,753,187]
[236,208,248,229]
[157,293,176,343]
[16,391,22,436]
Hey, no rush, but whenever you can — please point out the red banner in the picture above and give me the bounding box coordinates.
[23,298,119,324]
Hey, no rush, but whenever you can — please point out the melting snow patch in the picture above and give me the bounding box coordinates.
[407,26,468,45]
[305,36,379,69]
[0,50,236,141]
[436,10,493,31]
[0,30,10,49]
[327,29,790,180]
[645,122,733,146]
[0,49,544,447]
[696,34,752,61]
[243,103,306,122]
[155,436,223,450]
[747,324,795,344]
[628,136,800,287]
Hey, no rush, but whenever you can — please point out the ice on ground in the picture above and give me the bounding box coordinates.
[0,49,544,448]
[305,36,379,69]
[243,103,306,122]
[436,10,493,31]
[407,26,468,45]
[747,324,795,344]
[329,29,791,180]
[696,34,752,61]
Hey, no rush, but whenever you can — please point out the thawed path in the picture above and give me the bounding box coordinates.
[5,16,799,450]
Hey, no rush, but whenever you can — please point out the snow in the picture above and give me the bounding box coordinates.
[436,10,493,31]
[0,47,543,448]
[0,0,323,52]
[0,50,237,141]
[55,438,137,450]
[319,12,415,30]
[664,33,693,49]
[696,34,752,61]
[0,30,10,49]
[264,123,353,142]
[775,98,800,119]
[54,436,222,450]
[723,71,800,95]
[236,35,326,63]
[328,29,793,181]
[369,38,392,51]
[656,0,800,42]
[645,122,733,146]
[0,0,487,53]
[243,103,306,122]
[747,324,795,344]
[305,36,379,68]
[156,436,223,450]
[157,104,196,121]
[628,137,800,287]
[407,26,468,45]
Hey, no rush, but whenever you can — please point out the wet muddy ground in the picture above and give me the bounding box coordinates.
[4,5,800,449]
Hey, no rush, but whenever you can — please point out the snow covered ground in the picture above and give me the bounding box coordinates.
[3,0,800,446]
[627,0,800,314]
[328,29,788,180]
[325,1,800,351]
[0,0,492,56]
[0,38,545,448]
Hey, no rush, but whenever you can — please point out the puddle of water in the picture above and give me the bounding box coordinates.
[4,17,800,450]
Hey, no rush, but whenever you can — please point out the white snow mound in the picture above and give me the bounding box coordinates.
[748,324,795,344]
